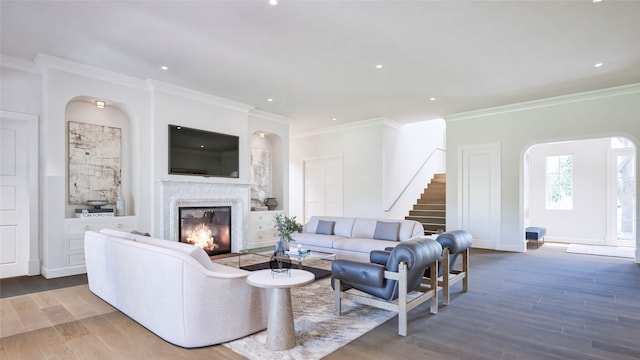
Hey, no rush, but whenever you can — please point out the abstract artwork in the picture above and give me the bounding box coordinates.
[251,148,270,201]
[68,121,121,204]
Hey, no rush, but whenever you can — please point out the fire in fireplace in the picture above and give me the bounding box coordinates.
[178,206,231,256]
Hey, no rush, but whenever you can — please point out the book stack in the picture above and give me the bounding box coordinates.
[286,248,311,257]
[75,208,115,218]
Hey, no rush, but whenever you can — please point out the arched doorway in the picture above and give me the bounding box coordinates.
[524,137,636,255]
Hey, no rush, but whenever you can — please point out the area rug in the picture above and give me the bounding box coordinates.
[222,277,395,360]
[240,262,332,280]
[566,244,635,259]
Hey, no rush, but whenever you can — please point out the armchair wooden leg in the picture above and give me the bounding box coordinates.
[462,248,469,293]
[430,260,438,314]
[398,262,408,336]
[334,278,342,316]
[442,248,451,305]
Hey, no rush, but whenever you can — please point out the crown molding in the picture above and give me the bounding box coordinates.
[291,116,392,140]
[33,53,148,90]
[248,109,293,125]
[147,79,254,113]
[444,83,640,122]
[0,53,40,74]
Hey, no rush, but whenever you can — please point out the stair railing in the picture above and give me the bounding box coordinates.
[384,147,446,212]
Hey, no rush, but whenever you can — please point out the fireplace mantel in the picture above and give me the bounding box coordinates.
[156,180,251,252]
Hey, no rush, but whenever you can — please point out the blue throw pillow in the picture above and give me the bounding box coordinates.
[373,221,400,241]
[316,220,335,235]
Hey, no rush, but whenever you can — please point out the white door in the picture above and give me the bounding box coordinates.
[607,148,636,247]
[303,156,343,222]
[0,115,34,278]
[458,143,501,249]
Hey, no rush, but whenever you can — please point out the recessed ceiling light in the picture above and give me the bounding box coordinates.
[95,100,105,109]
[429,97,436,101]
[161,66,168,70]
[595,62,604,67]
[267,98,273,102]
[332,117,337,121]
[200,145,205,148]
[269,0,278,5]
[375,64,383,69]
[259,132,265,138]
[593,0,602,3]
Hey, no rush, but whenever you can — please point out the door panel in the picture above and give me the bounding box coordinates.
[0,118,30,278]
[459,144,501,249]
[303,156,343,222]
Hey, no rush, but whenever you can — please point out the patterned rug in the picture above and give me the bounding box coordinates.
[222,277,395,360]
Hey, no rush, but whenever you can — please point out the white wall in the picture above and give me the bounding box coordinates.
[2,54,292,277]
[290,120,384,220]
[384,119,446,219]
[289,118,446,222]
[527,138,609,244]
[445,84,640,261]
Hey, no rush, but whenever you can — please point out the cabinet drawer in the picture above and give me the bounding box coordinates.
[65,217,137,235]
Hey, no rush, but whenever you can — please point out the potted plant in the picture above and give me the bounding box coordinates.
[273,213,303,253]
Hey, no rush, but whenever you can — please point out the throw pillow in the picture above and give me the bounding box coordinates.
[373,221,400,241]
[316,220,336,235]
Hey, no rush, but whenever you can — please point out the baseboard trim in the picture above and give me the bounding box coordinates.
[41,265,87,279]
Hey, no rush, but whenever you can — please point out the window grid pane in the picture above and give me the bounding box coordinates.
[546,155,573,210]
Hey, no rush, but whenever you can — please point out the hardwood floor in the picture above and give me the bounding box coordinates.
[1,245,638,359]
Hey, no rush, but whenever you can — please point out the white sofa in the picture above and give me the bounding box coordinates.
[84,229,268,348]
[291,216,425,262]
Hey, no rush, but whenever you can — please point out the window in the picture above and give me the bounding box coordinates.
[546,155,573,209]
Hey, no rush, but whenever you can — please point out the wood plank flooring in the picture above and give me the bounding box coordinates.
[1,245,639,359]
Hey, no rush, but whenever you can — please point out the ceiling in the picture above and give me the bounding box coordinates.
[2,0,639,134]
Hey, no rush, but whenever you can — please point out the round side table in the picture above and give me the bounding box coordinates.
[246,269,314,350]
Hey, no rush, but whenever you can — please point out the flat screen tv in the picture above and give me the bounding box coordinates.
[168,124,239,178]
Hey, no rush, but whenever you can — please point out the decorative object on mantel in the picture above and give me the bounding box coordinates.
[273,213,303,253]
[263,197,278,210]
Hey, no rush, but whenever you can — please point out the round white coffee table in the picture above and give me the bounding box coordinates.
[247,269,315,350]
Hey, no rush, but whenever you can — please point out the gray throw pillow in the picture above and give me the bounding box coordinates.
[373,221,400,241]
[316,220,335,235]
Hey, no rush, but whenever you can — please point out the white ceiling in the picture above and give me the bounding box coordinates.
[2,0,639,134]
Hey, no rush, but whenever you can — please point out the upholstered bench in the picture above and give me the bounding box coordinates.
[525,227,546,248]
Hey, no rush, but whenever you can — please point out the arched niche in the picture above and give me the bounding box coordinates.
[64,96,133,218]
[250,130,284,211]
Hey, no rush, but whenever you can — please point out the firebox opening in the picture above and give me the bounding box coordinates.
[178,206,231,256]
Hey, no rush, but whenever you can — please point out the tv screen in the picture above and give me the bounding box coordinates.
[168,125,239,178]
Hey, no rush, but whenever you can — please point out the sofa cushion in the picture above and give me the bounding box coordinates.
[292,233,339,248]
[351,218,378,239]
[316,220,335,235]
[304,216,355,238]
[373,221,401,241]
[333,237,400,254]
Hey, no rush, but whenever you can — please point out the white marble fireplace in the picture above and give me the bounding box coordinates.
[156,180,251,252]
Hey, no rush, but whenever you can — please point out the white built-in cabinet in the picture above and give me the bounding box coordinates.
[247,211,283,249]
[63,216,137,268]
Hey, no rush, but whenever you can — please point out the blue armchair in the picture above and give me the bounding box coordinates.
[331,237,443,336]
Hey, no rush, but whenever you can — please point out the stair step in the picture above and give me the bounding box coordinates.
[413,204,445,210]
[409,210,445,216]
[417,199,445,205]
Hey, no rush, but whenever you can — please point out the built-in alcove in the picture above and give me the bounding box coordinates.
[64,97,133,218]
[250,130,284,211]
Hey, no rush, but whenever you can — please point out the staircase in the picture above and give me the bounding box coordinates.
[405,173,446,235]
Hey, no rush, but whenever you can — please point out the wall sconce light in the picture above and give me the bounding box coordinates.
[95,100,106,109]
